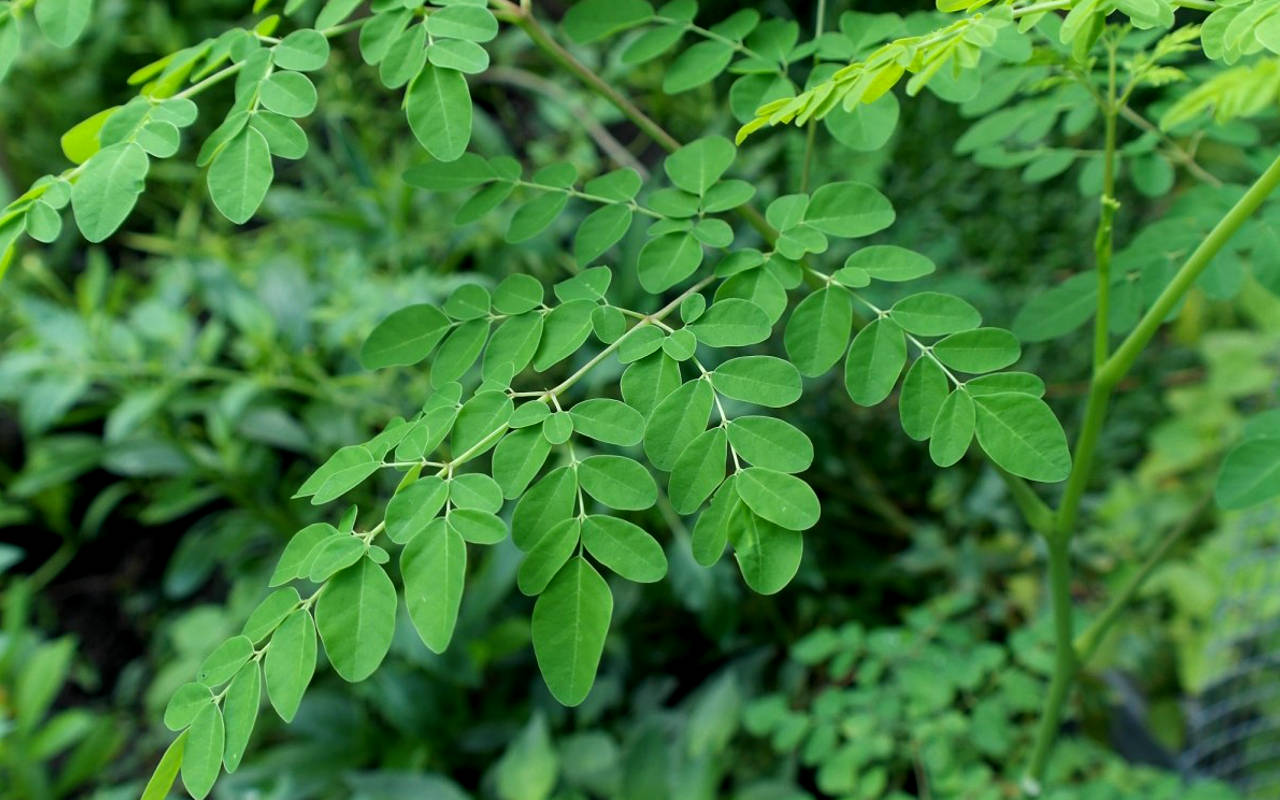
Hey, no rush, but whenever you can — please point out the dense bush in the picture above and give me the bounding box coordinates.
[2,0,1279,798]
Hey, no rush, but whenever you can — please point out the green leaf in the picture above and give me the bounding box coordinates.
[25,200,62,243]
[361,303,453,368]
[803,181,894,237]
[664,40,734,94]
[664,136,736,196]
[181,704,224,800]
[407,65,472,162]
[622,352,683,418]
[428,38,490,74]
[449,472,502,512]
[622,24,685,65]
[889,292,982,337]
[1217,437,1280,509]
[692,477,739,566]
[270,523,338,586]
[555,264,611,302]
[0,21,17,84]
[71,142,149,243]
[582,515,667,582]
[432,317,490,385]
[297,445,378,505]
[784,287,854,377]
[427,5,499,42]
[402,520,466,652]
[933,328,1021,373]
[584,168,642,201]
[451,390,512,455]
[306,535,366,581]
[562,0,654,43]
[972,392,1070,483]
[259,71,318,117]
[574,204,633,265]
[534,299,596,371]
[263,609,315,723]
[578,455,657,511]
[164,683,212,732]
[569,398,644,446]
[711,357,802,408]
[929,390,975,468]
[734,467,820,531]
[512,466,577,550]
[638,232,704,293]
[274,29,330,71]
[1012,273,1097,343]
[444,283,491,320]
[449,508,507,544]
[243,587,301,642]
[315,0,362,29]
[965,371,1046,397]
[140,732,186,800]
[843,244,935,282]
[315,558,397,681]
[221,663,260,773]
[689,299,771,347]
[208,128,274,224]
[493,427,552,499]
[898,357,950,442]
[508,191,569,243]
[36,0,92,48]
[662,328,698,361]
[669,427,728,514]
[825,92,899,152]
[249,112,308,159]
[727,416,813,473]
[531,557,612,706]
[197,635,253,687]
[644,379,714,470]
[518,518,581,596]
[729,505,802,595]
[493,273,545,314]
[405,152,494,192]
[486,312,544,378]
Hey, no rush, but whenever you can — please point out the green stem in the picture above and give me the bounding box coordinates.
[1099,150,1280,389]
[799,0,827,193]
[995,467,1055,534]
[1023,535,1077,791]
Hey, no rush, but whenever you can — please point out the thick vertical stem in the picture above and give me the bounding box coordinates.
[1023,535,1076,792]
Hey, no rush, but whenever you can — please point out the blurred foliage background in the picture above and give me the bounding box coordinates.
[1,0,1278,798]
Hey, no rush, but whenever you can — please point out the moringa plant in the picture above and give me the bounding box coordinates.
[3,0,1280,797]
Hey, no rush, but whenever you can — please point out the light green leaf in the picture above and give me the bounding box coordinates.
[451,390,512,455]
[427,5,499,42]
[562,0,654,43]
[898,357,949,441]
[512,466,577,550]
[643,379,714,470]
[259,71,318,117]
[578,455,657,510]
[933,327,1021,373]
[729,505,802,595]
[163,683,212,732]
[1217,436,1280,509]
[825,92,899,152]
[449,472,502,512]
[431,317,490,385]
[574,204,633,265]
[242,587,301,642]
[803,181,894,237]
[972,392,1071,483]
[570,398,644,446]
[621,352,683,418]
[784,286,854,377]
[689,299,771,347]
[485,312,544,378]
[428,38,490,74]
[140,732,186,800]
[493,427,552,499]
[726,416,813,473]
[71,142,149,243]
[1012,272,1097,343]
[664,40,734,94]
[584,168,642,201]
[36,0,91,48]
[638,232,704,293]
[664,136,736,196]
[518,517,580,596]
[582,515,667,582]
[0,20,17,84]
[965,371,1046,397]
[402,520,466,652]
[207,128,273,224]
[534,299,595,371]
[263,609,315,723]
[296,445,378,505]
[181,704,224,800]
[669,427,728,514]
[711,356,802,408]
[407,65,472,162]
[532,557,612,706]
[508,191,569,243]
[493,273,545,314]
[929,389,975,468]
[197,635,253,687]
[361,303,453,369]
[734,467,820,531]
[692,476,739,566]
[274,29,330,71]
[889,292,982,337]
[249,112,308,159]
[270,524,338,586]
[315,558,397,681]
[449,508,507,544]
[306,535,365,582]
[843,244,935,282]
[222,663,260,773]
